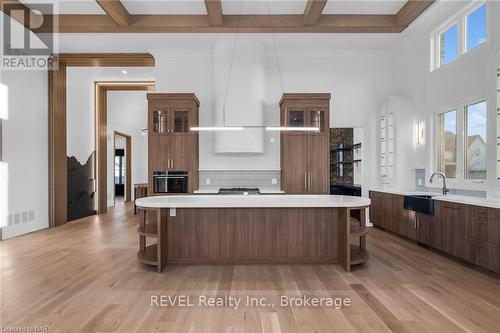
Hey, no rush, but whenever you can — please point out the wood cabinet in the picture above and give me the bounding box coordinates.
[437,202,469,260]
[368,191,404,235]
[370,191,500,273]
[280,93,330,194]
[147,93,199,194]
[468,206,500,271]
[395,196,417,241]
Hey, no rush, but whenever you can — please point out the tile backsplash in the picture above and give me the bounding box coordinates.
[414,169,486,198]
[198,170,281,190]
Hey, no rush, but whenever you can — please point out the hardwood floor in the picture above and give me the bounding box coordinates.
[2,203,500,333]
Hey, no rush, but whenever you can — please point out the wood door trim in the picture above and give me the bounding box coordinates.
[95,81,155,213]
[48,54,155,227]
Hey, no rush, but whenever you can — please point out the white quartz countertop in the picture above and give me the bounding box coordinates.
[193,189,285,194]
[136,195,370,209]
[370,188,500,209]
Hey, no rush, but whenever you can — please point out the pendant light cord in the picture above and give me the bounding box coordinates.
[221,0,243,127]
[266,0,285,96]
[221,0,285,127]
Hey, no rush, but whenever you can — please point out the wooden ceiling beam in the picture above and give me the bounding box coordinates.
[396,0,434,28]
[204,0,223,26]
[303,0,328,26]
[96,0,130,26]
[35,14,402,33]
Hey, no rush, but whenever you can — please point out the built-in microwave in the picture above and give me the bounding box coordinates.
[153,171,188,194]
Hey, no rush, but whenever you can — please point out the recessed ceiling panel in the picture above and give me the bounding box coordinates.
[19,0,105,14]
[221,0,307,15]
[323,1,406,15]
[122,0,208,15]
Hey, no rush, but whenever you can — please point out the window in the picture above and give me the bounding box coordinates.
[440,24,458,65]
[465,101,487,179]
[114,155,125,185]
[436,100,488,183]
[437,110,457,178]
[432,3,487,70]
[466,4,486,51]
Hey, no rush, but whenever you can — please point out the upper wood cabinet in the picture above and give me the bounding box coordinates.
[280,94,330,194]
[147,93,199,194]
[148,94,199,136]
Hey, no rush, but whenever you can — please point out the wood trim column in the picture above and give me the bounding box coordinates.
[48,60,67,227]
[125,135,131,201]
[48,54,155,227]
[96,86,107,214]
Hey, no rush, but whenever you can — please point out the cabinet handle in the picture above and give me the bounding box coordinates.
[308,173,311,192]
[304,173,307,191]
[171,159,174,169]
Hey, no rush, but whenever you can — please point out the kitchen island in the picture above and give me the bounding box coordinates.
[135,195,370,272]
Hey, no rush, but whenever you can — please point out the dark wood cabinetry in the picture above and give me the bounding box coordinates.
[369,191,414,237]
[280,93,330,194]
[147,93,199,194]
[468,206,500,272]
[370,190,500,274]
[438,202,469,260]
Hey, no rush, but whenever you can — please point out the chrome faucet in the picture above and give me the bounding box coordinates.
[429,172,450,195]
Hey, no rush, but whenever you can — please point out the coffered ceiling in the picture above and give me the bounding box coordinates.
[1,0,435,33]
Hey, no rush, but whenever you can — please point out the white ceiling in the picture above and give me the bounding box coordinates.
[221,0,307,15]
[20,0,105,14]
[122,0,208,15]
[20,0,408,16]
[323,1,406,15]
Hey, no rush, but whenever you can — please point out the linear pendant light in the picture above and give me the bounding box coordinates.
[190,0,319,133]
[265,127,320,132]
[191,127,244,131]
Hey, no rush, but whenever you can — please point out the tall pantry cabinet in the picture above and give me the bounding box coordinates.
[147,93,199,194]
[280,93,331,194]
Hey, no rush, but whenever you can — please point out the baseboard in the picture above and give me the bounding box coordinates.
[1,220,48,240]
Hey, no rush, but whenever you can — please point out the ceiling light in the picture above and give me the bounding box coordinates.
[265,127,320,132]
[121,70,128,74]
[190,127,244,131]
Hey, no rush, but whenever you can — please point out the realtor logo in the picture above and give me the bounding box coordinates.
[1,1,58,70]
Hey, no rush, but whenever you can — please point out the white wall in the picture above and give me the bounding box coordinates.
[153,48,393,184]
[107,91,148,206]
[67,67,154,163]
[1,70,49,239]
[0,12,49,239]
[393,1,500,197]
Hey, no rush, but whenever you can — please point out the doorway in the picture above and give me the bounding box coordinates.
[113,131,131,205]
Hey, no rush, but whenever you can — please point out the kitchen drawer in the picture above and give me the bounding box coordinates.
[468,206,500,245]
[469,238,500,273]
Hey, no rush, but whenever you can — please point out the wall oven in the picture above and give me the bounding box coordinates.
[153,171,189,194]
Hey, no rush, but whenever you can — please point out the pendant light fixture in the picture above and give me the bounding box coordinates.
[190,0,319,132]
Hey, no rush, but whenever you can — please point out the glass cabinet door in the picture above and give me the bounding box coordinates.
[288,110,305,127]
[172,110,189,133]
[152,110,169,134]
[308,109,326,133]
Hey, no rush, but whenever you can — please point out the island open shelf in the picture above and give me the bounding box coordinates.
[136,195,371,272]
